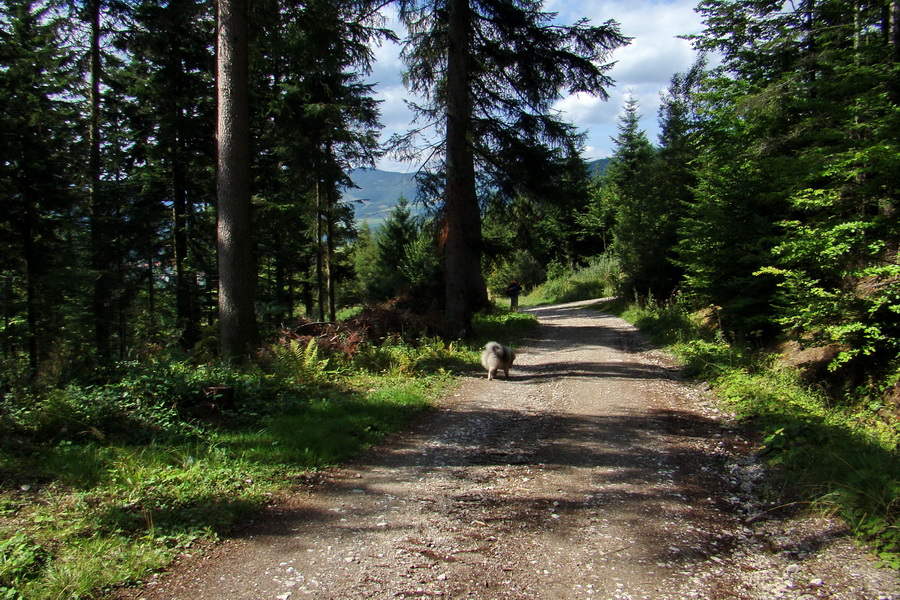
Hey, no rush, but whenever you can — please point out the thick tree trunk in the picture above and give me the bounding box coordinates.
[443,0,487,336]
[88,0,112,360]
[216,0,257,360]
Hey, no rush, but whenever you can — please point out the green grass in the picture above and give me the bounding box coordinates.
[471,310,538,347]
[522,254,621,307]
[0,312,537,599]
[0,378,449,600]
[609,296,900,570]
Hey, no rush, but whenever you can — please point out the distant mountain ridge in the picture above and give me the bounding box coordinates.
[343,168,419,222]
[343,158,609,222]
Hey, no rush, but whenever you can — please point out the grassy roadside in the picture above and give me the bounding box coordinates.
[0,311,537,600]
[595,295,900,570]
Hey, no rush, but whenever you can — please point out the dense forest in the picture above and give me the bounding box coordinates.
[0,0,898,593]
[0,0,896,397]
[2,0,897,400]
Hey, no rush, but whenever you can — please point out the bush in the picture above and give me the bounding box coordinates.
[485,249,546,297]
[528,254,621,305]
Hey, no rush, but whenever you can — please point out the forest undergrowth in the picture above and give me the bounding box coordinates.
[0,309,537,600]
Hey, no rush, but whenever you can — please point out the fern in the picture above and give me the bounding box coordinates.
[273,339,334,384]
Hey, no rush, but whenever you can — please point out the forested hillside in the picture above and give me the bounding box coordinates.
[345,158,609,222]
[344,169,419,222]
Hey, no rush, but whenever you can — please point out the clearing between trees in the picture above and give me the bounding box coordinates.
[118,300,898,600]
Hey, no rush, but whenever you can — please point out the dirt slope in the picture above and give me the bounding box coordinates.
[120,300,898,600]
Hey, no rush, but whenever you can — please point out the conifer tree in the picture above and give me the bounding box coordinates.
[686,0,899,360]
[370,198,417,300]
[251,0,387,323]
[604,94,661,297]
[117,0,216,349]
[0,0,79,372]
[395,0,628,333]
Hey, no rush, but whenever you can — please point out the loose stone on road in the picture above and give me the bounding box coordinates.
[122,300,899,600]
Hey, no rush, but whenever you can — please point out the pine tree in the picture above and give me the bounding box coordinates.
[251,0,387,323]
[369,198,418,300]
[0,0,79,372]
[117,0,216,349]
[396,0,629,333]
[604,94,662,297]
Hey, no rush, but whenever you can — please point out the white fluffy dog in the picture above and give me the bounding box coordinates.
[481,341,515,380]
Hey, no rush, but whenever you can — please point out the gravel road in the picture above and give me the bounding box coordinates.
[122,299,899,600]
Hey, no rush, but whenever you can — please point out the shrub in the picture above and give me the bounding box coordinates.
[529,254,621,305]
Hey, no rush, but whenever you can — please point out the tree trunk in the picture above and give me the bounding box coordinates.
[892,1,900,52]
[88,0,112,360]
[147,254,156,333]
[315,178,325,322]
[216,0,257,360]
[326,183,336,322]
[890,1,900,102]
[172,130,199,349]
[22,216,40,377]
[443,0,487,336]
[273,230,286,325]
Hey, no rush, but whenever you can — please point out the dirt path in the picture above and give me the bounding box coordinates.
[123,300,898,600]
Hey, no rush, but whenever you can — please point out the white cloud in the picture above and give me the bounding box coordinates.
[367,0,708,171]
[554,0,707,162]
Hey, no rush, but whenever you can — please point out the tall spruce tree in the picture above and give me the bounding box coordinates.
[370,198,417,300]
[0,0,79,372]
[396,0,628,333]
[117,0,216,349]
[251,0,387,324]
[640,61,706,298]
[605,94,661,297]
[217,0,257,359]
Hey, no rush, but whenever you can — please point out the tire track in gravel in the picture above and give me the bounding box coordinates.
[121,299,899,600]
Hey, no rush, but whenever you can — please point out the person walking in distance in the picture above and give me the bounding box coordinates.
[506,280,522,312]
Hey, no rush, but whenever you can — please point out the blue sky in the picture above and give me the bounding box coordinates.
[365,0,708,172]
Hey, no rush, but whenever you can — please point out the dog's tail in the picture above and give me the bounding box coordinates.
[485,341,503,357]
[485,341,512,362]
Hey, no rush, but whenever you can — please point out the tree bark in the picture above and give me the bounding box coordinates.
[443,0,487,336]
[326,180,336,322]
[88,0,112,359]
[216,0,257,360]
[315,178,325,322]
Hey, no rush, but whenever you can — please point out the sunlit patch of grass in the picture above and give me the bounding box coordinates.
[0,359,452,599]
[471,311,537,347]
[524,254,622,306]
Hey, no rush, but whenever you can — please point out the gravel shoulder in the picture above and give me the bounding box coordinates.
[119,299,899,600]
